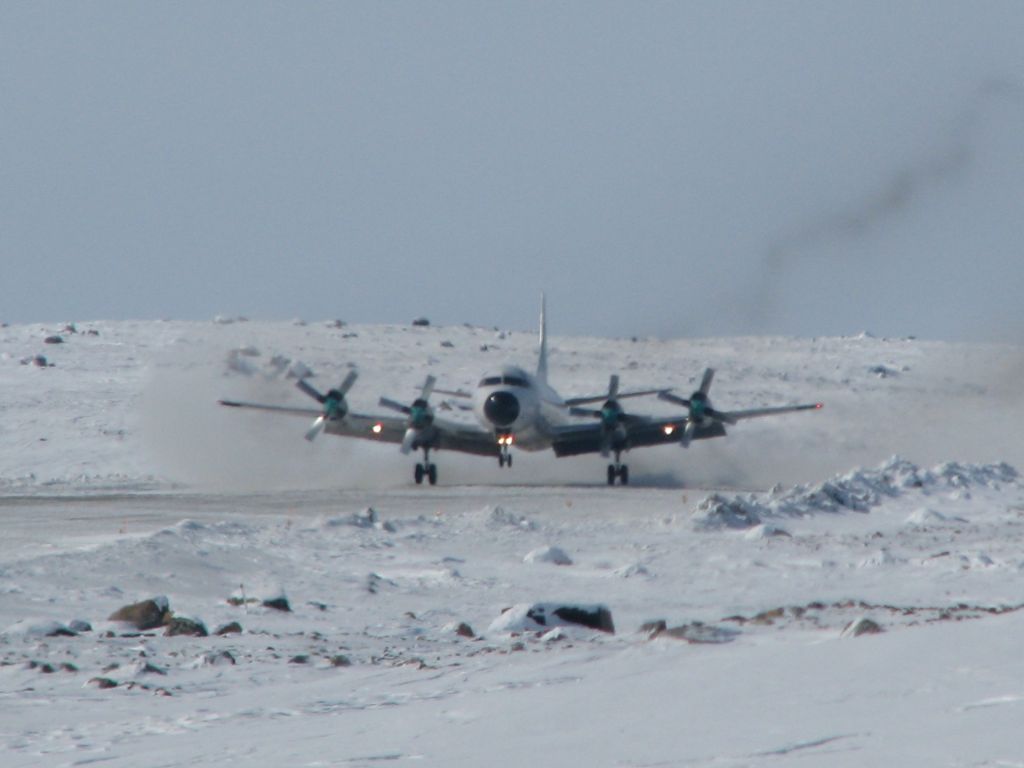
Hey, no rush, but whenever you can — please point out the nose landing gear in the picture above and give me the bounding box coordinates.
[497,434,514,468]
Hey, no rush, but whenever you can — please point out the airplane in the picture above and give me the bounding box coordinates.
[218,298,822,486]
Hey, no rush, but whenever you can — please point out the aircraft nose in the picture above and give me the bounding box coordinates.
[484,391,520,428]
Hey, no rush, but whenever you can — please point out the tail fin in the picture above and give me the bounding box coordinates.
[536,293,549,384]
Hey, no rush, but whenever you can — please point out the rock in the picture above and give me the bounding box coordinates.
[488,603,615,635]
[639,620,667,637]
[108,597,170,630]
[214,621,243,636]
[262,596,291,612]
[164,617,208,637]
[130,660,167,676]
[194,650,236,667]
[523,545,573,566]
[842,617,884,637]
[660,622,739,644]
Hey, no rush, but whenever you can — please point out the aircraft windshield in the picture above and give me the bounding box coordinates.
[478,375,531,388]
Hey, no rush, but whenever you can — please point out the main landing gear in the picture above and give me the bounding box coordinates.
[607,450,629,486]
[414,447,438,485]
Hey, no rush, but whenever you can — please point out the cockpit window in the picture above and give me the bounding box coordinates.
[478,375,531,388]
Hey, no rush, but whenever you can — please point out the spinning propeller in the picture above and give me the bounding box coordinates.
[657,368,734,447]
[296,369,358,441]
[569,375,645,457]
[379,375,437,454]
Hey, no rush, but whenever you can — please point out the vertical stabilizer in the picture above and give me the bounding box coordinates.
[536,292,549,384]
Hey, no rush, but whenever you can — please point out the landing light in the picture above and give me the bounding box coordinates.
[663,425,675,436]
[372,422,383,434]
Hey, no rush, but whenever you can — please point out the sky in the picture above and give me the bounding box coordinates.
[2,2,1023,341]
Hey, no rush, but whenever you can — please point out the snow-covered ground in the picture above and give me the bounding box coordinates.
[2,319,1023,766]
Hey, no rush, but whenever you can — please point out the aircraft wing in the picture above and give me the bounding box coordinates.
[218,400,322,418]
[720,403,822,421]
[434,421,503,457]
[322,413,500,457]
[550,417,725,457]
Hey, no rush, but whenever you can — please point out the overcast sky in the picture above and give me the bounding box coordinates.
[2,2,1022,341]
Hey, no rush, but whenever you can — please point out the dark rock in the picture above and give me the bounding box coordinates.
[109,598,170,630]
[554,605,615,634]
[262,596,291,612]
[164,617,208,637]
[214,622,243,636]
[639,620,667,637]
[550,605,615,634]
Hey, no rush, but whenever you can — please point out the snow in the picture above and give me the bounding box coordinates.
[2,319,1024,765]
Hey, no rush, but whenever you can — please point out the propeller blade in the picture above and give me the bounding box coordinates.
[296,378,327,404]
[400,428,417,455]
[658,391,691,408]
[706,407,738,425]
[608,374,619,399]
[304,416,326,442]
[681,420,696,448]
[338,369,359,396]
[379,397,412,415]
[698,368,715,396]
[420,375,437,401]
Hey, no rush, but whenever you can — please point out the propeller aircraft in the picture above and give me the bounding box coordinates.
[219,298,822,485]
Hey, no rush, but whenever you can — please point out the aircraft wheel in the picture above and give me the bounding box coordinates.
[414,464,425,485]
[619,465,629,485]
[428,464,438,486]
[607,465,616,486]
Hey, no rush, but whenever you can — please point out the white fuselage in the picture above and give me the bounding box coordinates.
[471,364,569,451]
